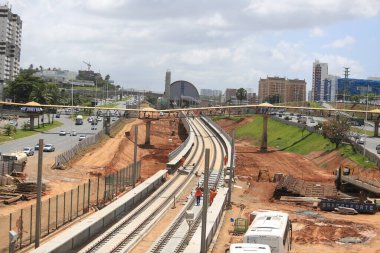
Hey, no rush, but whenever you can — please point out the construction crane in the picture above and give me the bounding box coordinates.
[83,61,91,71]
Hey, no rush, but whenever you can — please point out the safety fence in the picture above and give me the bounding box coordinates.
[0,161,141,253]
[54,117,124,167]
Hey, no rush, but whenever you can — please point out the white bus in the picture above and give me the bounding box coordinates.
[229,243,271,253]
[243,211,292,253]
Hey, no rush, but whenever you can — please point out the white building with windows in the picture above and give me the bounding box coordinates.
[0,4,22,99]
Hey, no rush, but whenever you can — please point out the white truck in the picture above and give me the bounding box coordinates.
[75,115,84,125]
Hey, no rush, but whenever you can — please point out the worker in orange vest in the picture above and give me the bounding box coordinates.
[195,187,203,206]
[210,188,217,205]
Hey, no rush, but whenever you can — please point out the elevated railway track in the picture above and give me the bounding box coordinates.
[32,114,230,253]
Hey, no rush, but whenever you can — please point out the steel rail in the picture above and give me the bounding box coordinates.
[150,117,226,253]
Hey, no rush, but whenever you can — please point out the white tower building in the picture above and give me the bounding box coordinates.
[0,4,22,99]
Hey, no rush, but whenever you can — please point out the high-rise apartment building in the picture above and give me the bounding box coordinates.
[258,77,306,103]
[312,60,328,101]
[0,5,22,99]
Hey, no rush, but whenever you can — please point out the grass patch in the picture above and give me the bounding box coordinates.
[338,145,376,169]
[0,121,63,143]
[350,127,373,136]
[235,116,377,168]
[235,117,334,155]
[212,115,244,122]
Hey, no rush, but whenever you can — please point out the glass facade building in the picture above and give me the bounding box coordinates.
[336,78,380,99]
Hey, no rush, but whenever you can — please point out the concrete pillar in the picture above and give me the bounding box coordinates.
[260,114,268,152]
[145,121,151,145]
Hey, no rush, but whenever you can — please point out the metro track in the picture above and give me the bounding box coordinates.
[78,116,223,253]
[149,116,226,253]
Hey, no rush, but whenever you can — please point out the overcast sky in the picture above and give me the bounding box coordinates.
[6,0,380,93]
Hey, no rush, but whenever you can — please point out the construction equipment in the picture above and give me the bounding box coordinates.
[83,61,91,71]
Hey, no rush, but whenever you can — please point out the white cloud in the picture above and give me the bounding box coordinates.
[197,13,229,28]
[324,36,356,48]
[5,0,378,92]
[310,27,325,37]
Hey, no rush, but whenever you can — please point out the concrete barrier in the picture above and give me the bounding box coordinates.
[183,187,229,253]
[31,170,168,253]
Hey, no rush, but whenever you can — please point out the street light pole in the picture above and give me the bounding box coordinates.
[364,83,369,157]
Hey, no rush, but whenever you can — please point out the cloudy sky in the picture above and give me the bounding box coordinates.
[6,0,380,93]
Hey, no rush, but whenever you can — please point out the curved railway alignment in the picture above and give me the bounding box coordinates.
[146,117,226,253]
[77,116,226,253]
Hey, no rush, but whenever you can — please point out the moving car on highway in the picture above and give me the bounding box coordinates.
[43,144,55,152]
[59,130,66,136]
[79,135,86,141]
[23,147,34,156]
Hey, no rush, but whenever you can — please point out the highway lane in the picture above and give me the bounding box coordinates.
[0,100,128,155]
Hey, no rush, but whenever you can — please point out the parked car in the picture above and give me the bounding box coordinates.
[97,117,102,121]
[357,137,365,144]
[79,135,86,141]
[91,126,97,130]
[23,147,34,156]
[55,114,61,118]
[59,130,66,136]
[43,144,55,152]
[70,130,77,136]
[376,144,380,150]
[35,143,40,150]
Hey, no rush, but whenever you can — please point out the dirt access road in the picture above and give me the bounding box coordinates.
[211,117,380,253]
[0,117,183,214]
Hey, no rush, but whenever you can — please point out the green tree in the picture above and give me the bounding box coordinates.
[265,94,281,104]
[236,88,247,104]
[30,82,52,104]
[4,69,41,102]
[322,117,350,149]
[3,124,16,136]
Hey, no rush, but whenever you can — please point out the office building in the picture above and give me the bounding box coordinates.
[200,89,222,97]
[0,5,22,99]
[312,60,328,101]
[258,77,306,103]
[336,78,380,99]
[34,69,77,83]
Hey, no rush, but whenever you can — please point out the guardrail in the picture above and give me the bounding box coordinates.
[201,116,233,167]
[167,113,193,166]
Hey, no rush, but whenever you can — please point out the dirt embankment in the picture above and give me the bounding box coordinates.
[212,117,380,253]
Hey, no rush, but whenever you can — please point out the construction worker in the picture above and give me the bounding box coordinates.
[224,155,228,166]
[210,188,218,205]
[195,187,203,206]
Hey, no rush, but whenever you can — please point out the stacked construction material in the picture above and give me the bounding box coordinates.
[16,182,46,193]
[274,175,337,199]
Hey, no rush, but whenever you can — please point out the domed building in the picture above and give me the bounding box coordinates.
[169,80,200,107]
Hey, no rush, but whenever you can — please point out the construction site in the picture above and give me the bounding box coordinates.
[0,112,380,253]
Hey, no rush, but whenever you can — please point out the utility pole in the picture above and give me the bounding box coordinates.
[133,125,138,188]
[227,131,235,207]
[35,139,44,248]
[201,148,210,253]
[344,67,350,105]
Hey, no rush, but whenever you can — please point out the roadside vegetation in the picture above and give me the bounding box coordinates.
[0,120,63,143]
[211,115,245,122]
[234,116,376,168]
